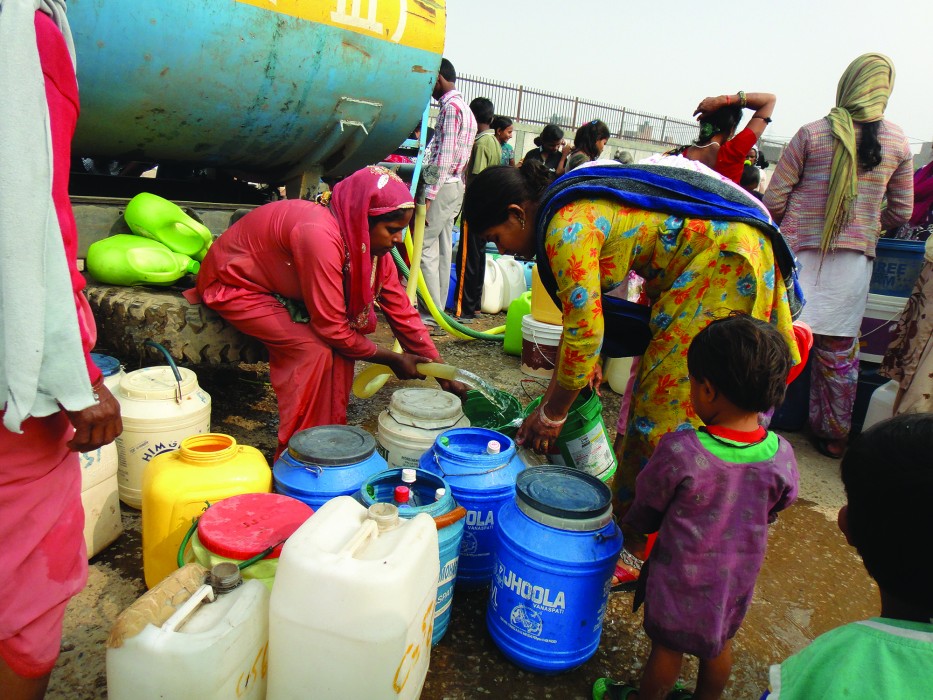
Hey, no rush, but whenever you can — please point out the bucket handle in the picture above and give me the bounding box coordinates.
[300,464,323,477]
[162,583,215,633]
[432,451,511,477]
[145,340,183,404]
[859,308,905,340]
[529,330,558,369]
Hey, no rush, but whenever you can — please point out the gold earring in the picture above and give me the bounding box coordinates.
[518,214,526,230]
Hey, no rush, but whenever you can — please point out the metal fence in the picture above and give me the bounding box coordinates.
[457,74,699,147]
[456,73,786,158]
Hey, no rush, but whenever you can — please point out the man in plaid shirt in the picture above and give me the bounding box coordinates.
[420,58,476,328]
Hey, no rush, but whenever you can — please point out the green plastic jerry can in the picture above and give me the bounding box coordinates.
[124,192,213,261]
[503,291,532,357]
[87,235,199,287]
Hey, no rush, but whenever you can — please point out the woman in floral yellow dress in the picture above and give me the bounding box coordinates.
[462,159,801,567]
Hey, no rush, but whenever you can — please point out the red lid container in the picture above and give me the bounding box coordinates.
[197,492,313,560]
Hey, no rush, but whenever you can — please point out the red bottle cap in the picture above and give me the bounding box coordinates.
[394,485,411,504]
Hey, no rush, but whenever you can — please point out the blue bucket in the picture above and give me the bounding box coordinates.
[358,468,465,645]
[273,425,387,510]
[870,239,925,297]
[420,428,525,588]
[487,466,623,674]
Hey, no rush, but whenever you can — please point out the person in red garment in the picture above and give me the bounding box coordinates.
[0,3,123,698]
[190,166,464,458]
[687,90,776,183]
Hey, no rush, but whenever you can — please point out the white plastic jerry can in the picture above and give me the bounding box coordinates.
[267,497,440,700]
[107,563,269,700]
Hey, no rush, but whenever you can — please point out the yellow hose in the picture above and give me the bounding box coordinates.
[352,362,460,399]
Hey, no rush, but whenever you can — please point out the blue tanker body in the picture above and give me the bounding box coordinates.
[68,0,445,181]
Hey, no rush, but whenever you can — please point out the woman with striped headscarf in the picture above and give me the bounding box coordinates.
[764,53,914,459]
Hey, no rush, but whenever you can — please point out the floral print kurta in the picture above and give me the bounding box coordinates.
[543,197,799,499]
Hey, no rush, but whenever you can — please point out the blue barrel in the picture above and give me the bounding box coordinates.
[487,467,622,674]
[273,426,386,510]
[358,468,465,645]
[420,428,525,588]
[870,239,926,297]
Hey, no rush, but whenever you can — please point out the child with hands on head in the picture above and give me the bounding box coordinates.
[594,313,799,700]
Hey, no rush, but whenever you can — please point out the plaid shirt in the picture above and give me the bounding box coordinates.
[423,88,476,200]
[764,118,913,258]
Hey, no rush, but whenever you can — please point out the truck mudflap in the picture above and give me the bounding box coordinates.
[86,282,266,365]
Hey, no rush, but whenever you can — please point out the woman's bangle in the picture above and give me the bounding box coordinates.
[538,404,567,429]
[738,90,747,108]
[91,375,105,403]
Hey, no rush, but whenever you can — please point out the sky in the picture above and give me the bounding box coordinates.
[444,0,933,152]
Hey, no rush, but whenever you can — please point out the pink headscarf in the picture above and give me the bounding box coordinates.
[329,166,414,333]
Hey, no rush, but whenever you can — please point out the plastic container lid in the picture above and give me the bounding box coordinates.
[387,388,465,430]
[118,366,199,400]
[401,468,417,484]
[435,488,446,501]
[516,466,613,531]
[487,440,501,455]
[197,493,313,560]
[394,485,411,504]
[287,425,376,466]
[91,352,122,377]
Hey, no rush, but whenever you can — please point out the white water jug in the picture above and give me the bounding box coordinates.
[107,564,269,700]
[480,257,504,314]
[267,497,439,699]
[495,255,527,310]
[863,380,898,432]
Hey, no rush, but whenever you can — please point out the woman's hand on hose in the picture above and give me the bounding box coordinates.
[386,352,432,381]
[517,405,565,454]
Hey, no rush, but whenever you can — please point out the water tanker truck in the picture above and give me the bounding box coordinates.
[70,0,447,363]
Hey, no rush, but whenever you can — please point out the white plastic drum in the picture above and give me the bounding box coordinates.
[114,366,211,509]
[377,388,470,469]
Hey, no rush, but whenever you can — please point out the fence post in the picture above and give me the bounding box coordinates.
[660,117,668,144]
[516,85,523,122]
[618,108,626,138]
[571,97,579,128]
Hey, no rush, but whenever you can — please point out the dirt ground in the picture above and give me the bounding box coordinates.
[47,312,877,700]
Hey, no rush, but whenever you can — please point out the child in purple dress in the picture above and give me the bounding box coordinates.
[594,314,800,700]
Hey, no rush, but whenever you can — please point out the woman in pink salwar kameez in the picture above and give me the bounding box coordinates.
[191,166,462,458]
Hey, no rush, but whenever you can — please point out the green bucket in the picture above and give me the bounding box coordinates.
[461,390,523,437]
[524,389,617,482]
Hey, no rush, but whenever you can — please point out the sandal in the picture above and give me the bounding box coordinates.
[610,548,644,593]
[593,677,638,700]
[812,436,844,459]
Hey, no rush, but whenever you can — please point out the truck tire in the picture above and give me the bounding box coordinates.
[86,282,266,365]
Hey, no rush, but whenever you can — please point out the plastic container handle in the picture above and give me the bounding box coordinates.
[161,584,215,633]
[337,519,380,559]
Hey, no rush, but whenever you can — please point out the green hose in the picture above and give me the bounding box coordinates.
[391,247,505,342]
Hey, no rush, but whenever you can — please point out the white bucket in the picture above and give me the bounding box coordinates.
[859,293,907,363]
[268,497,438,699]
[377,388,470,469]
[80,442,122,558]
[521,315,563,378]
[481,257,504,314]
[107,564,269,700]
[862,380,899,432]
[114,366,211,509]
[495,255,527,310]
